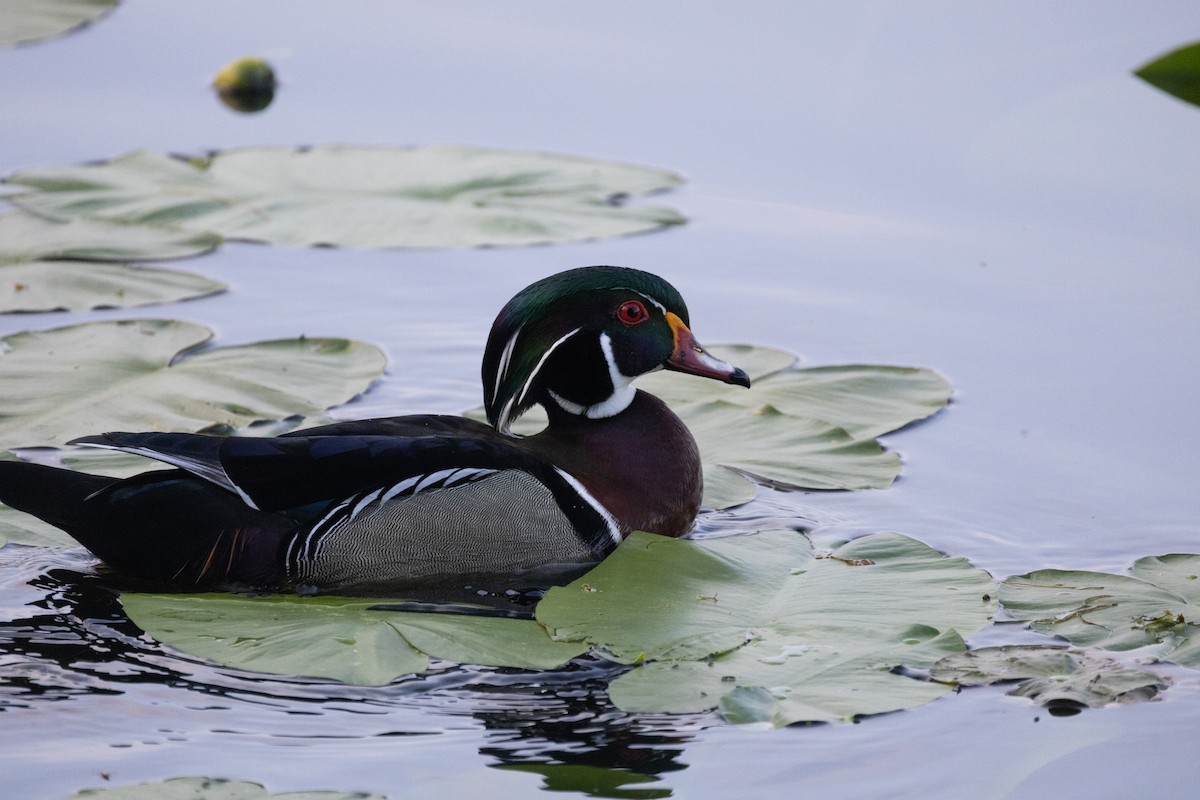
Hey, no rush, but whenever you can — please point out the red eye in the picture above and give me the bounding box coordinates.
[617,300,648,325]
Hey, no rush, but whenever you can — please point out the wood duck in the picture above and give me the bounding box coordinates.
[0,266,749,592]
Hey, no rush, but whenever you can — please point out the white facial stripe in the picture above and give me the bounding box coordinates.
[493,324,522,406]
[612,285,668,316]
[500,325,583,434]
[554,468,622,544]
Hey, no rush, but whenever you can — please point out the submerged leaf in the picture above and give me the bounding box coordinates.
[6,145,685,249]
[931,645,1168,708]
[0,319,386,449]
[121,593,587,685]
[1000,555,1200,668]
[1135,41,1200,108]
[0,0,117,49]
[56,776,384,800]
[537,530,996,724]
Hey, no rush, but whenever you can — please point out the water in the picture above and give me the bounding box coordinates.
[2,2,1199,798]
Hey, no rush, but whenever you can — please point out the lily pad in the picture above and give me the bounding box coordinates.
[0,212,221,264]
[470,345,951,507]
[0,318,386,449]
[1000,554,1200,668]
[57,776,383,800]
[0,213,225,312]
[1,261,225,312]
[5,145,685,249]
[0,0,117,49]
[536,530,997,724]
[1135,41,1200,108]
[930,645,1168,708]
[120,593,588,685]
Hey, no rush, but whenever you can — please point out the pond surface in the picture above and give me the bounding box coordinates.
[2,2,1199,798]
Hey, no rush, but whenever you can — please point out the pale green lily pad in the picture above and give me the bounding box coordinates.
[0,212,221,264]
[1135,41,1200,108]
[0,318,386,449]
[469,345,951,508]
[930,645,1168,708]
[1000,554,1200,668]
[0,0,117,49]
[5,145,685,249]
[1,261,225,312]
[0,213,225,312]
[537,530,997,724]
[57,776,383,800]
[120,593,588,685]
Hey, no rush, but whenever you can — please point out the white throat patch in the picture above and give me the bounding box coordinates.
[548,332,636,420]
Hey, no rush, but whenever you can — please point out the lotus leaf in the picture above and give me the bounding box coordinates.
[57,776,383,800]
[930,645,1168,708]
[120,593,588,685]
[0,0,117,49]
[1001,554,1200,668]
[537,530,997,724]
[0,318,386,449]
[1135,41,1200,108]
[5,145,685,249]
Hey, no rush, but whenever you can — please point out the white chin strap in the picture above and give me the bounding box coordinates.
[548,332,636,420]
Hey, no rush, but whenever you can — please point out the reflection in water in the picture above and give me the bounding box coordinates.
[0,543,715,797]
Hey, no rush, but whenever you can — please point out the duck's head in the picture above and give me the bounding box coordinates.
[483,266,750,434]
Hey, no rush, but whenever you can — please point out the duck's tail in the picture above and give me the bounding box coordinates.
[0,460,291,588]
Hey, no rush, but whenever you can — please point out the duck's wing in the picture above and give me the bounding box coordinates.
[71,418,528,514]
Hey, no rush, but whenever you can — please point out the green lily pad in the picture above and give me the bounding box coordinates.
[0,0,117,49]
[1135,41,1200,108]
[1,261,225,312]
[537,530,997,724]
[5,145,685,249]
[57,776,383,800]
[0,318,386,449]
[120,593,588,685]
[469,345,951,508]
[930,645,1168,708]
[1000,554,1200,668]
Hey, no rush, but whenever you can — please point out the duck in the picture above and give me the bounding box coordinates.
[0,266,749,592]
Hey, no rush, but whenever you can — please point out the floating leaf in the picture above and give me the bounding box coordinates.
[0,0,117,49]
[930,645,1168,708]
[468,345,951,507]
[537,530,996,724]
[0,213,221,265]
[1,261,225,312]
[121,593,587,685]
[0,318,386,449]
[5,145,685,249]
[1134,41,1200,108]
[1001,554,1200,668]
[56,776,383,800]
[642,360,952,441]
[0,213,225,312]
